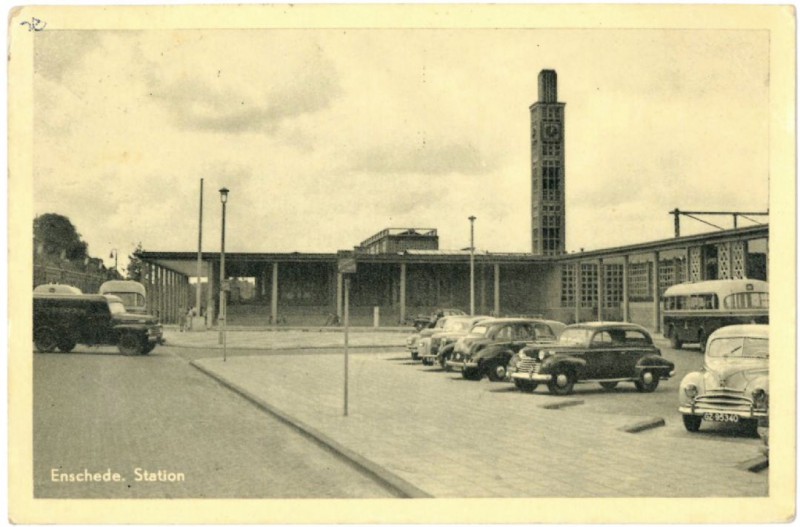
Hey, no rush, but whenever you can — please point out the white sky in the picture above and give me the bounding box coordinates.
[33,28,770,266]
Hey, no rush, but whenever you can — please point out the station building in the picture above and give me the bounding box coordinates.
[138,70,769,331]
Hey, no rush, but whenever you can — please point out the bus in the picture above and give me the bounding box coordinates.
[99,280,147,314]
[662,279,768,350]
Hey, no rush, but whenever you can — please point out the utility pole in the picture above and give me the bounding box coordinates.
[469,215,476,316]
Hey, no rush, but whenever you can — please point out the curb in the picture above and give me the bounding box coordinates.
[540,399,585,410]
[619,417,666,433]
[190,360,432,499]
[738,456,769,473]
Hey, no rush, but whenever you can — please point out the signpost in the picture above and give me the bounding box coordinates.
[338,253,357,416]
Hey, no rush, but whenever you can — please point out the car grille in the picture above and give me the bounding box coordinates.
[515,358,540,374]
[694,391,755,413]
[430,338,441,355]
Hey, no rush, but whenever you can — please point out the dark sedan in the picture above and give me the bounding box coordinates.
[510,322,674,395]
[447,318,565,381]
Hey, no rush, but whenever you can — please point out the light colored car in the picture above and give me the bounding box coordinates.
[418,316,494,366]
[406,315,455,360]
[678,324,768,433]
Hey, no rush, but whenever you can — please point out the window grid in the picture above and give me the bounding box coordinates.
[561,264,576,307]
[603,264,624,308]
[628,262,652,301]
[581,263,598,308]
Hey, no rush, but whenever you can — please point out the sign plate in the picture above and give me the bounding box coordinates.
[338,257,357,274]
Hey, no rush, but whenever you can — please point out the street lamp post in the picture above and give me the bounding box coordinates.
[218,187,229,358]
[109,249,118,274]
[469,215,476,316]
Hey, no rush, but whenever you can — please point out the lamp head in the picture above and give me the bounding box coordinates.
[219,187,230,203]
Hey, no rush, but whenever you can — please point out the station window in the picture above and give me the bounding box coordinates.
[603,264,624,308]
[561,265,576,307]
[580,264,598,308]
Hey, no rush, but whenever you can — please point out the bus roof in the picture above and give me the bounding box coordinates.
[99,280,146,295]
[663,279,768,298]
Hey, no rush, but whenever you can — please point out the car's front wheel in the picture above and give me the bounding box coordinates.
[118,332,144,356]
[634,370,660,393]
[34,328,58,353]
[438,353,451,371]
[141,342,157,355]
[514,379,538,392]
[461,368,482,381]
[547,368,576,396]
[683,414,702,432]
[487,361,509,382]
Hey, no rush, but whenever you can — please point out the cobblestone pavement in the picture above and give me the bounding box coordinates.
[164,326,411,351]
[194,348,768,498]
[33,347,395,499]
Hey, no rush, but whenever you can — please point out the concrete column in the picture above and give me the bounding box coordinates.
[597,259,604,321]
[652,251,661,332]
[399,263,407,323]
[622,255,630,322]
[493,264,500,315]
[574,262,582,323]
[271,262,279,326]
[207,261,217,326]
[336,272,343,319]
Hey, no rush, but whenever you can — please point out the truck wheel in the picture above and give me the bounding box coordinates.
[669,329,683,350]
[34,328,58,353]
[118,333,144,356]
[57,338,76,353]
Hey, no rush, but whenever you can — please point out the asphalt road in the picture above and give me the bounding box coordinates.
[33,345,395,499]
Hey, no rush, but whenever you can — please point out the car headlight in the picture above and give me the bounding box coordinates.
[538,350,547,360]
[684,384,698,399]
[753,389,768,409]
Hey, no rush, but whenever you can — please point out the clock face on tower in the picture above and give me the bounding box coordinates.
[543,123,561,142]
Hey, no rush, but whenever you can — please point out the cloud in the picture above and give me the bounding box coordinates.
[350,141,494,176]
[143,34,342,134]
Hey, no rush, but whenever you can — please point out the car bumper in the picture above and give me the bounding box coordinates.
[510,372,551,382]
[678,405,767,419]
[446,360,465,371]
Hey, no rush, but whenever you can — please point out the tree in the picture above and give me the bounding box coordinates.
[33,213,88,262]
[127,242,145,281]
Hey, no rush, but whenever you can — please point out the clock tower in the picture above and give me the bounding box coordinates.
[530,70,566,255]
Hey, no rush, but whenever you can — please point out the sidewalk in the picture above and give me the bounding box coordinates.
[163,326,411,350]
[192,349,767,498]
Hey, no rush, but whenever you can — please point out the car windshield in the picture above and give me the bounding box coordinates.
[469,325,489,336]
[443,319,470,332]
[107,300,127,315]
[110,292,145,308]
[707,337,768,359]
[558,328,593,346]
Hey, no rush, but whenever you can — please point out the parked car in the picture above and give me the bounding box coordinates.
[406,315,455,360]
[412,308,467,332]
[447,318,565,381]
[418,316,494,366]
[33,283,82,294]
[678,324,768,433]
[33,293,163,355]
[510,322,674,395]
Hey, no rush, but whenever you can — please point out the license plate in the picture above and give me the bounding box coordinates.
[703,412,740,423]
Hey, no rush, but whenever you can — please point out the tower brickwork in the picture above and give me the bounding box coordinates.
[530,70,566,255]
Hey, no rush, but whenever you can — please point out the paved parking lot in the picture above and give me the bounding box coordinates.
[192,341,767,498]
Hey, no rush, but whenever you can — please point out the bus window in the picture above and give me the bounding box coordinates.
[723,292,770,310]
